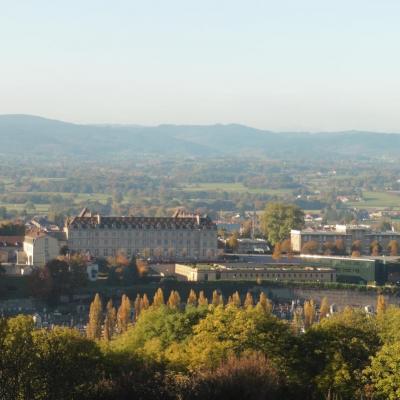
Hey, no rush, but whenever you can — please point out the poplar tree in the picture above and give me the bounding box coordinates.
[198,290,208,307]
[153,288,165,307]
[291,307,304,334]
[87,293,103,340]
[319,297,330,320]
[103,299,117,341]
[244,292,254,309]
[257,292,272,314]
[303,299,316,330]
[212,290,223,307]
[140,293,150,310]
[117,294,131,333]
[376,294,386,317]
[187,289,197,306]
[232,291,241,307]
[167,290,181,309]
[134,294,141,321]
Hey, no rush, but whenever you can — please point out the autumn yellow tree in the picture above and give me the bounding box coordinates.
[117,294,131,333]
[291,307,304,334]
[370,240,382,256]
[376,294,386,317]
[303,299,316,330]
[302,240,319,255]
[281,239,293,258]
[140,293,150,310]
[167,290,181,309]
[134,294,141,321]
[244,292,254,308]
[272,242,282,260]
[232,291,241,307]
[388,240,398,256]
[257,292,272,314]
[212,290,223,307]
[87,293,103,340]
[198,290,208,307]
[103,299,117,341]
[187,289,197,306]
[319,297,330,320]
[153,288,165,307]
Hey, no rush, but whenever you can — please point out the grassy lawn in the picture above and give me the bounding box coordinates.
[347,191,400,209]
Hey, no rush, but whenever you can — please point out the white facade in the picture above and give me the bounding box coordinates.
[23,233,61,267]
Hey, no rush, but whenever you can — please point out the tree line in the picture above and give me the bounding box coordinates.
[2,288,400,399]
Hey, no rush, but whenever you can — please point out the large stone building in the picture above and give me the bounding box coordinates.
[175,263,336,283]
[65,208,218,261]
[291,224,400,255]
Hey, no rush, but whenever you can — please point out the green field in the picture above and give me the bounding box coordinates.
[182,182,293,195]
[347,191,400,209]
[0,192,112,214]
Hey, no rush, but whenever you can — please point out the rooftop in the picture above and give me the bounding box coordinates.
[67,208,216,230]
[178,262,335,272]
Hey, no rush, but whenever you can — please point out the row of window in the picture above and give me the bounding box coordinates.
[70,230,215,239]
[70,239,215,248]
[77,248,215,257]
[219,272,331,279]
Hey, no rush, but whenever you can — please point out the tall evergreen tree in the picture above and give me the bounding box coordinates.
[87,293,103,340]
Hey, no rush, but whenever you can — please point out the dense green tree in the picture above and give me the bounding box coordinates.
[364,342,400,400]
[33,327,102,400]
[261,203,304,245]
[0,315,36,400]
[301,308,381,399]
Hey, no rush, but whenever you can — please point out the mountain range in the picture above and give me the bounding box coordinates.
[0,114,399,160]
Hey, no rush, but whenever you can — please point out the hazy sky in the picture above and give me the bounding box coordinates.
[1,0,400,131]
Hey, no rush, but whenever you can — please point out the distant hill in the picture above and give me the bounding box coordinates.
[0,114,399,160]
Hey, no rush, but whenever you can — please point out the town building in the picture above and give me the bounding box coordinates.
[0,236,22,263]
[65,208,218,261]
[174,262,336,283]
[291,224,400,255]
[23,231,62,267]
